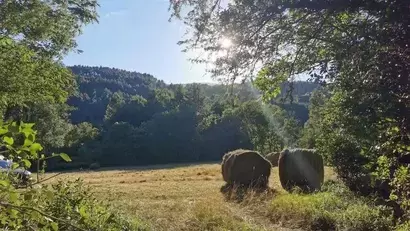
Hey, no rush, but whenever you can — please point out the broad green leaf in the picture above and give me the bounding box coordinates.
[9,208,19,218]
[21,147,30,152]
[79,205,88,218]
[0,180,10,187]
[22,127,34,138]
[0,37,14,46]
[11,163,19,170]
[3,136,14,145]
[0,128,8,135]
[28,134,35,142]
[23,123,35,129]
[30,143,43,154]
[59,153,72,162]
[22,159,31,168]
[23,138,33,147]
[391,126,400,132]
[51,222,58,231]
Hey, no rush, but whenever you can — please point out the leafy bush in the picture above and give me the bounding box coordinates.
[395,221,410,231]
[268,181,394,231]
[0,120,146,230]
[0,179,147,230]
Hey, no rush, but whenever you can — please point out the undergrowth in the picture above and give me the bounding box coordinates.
[267,180,394,231]
[1,178,147,231]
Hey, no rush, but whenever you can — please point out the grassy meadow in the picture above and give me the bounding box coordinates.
[41,163,369,231]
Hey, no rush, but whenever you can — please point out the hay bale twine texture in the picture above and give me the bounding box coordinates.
[278,148,324,192]
[265,152,281,167]
[221,149,272,188]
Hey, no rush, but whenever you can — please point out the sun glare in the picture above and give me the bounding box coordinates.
[220,37,233,49]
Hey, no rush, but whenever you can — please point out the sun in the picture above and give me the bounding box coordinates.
[220,37,233,49]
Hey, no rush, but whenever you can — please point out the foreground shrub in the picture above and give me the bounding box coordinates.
[268,181,394,231]
[0,178,147,230]
[0,121,146,230]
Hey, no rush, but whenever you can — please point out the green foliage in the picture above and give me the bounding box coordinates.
[0,0,98,111]
[268,181,394,231]
[231,101,287,154]
[299,88,330,149]
[68,65,166,125]
[169,0,409,221]
[0,0,98,57]
[0,178,146,230]
[42,179,146,230]
[0,120,146,230]
[0,39,75,108]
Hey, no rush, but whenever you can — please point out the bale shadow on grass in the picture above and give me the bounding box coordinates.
[220,183,277,203]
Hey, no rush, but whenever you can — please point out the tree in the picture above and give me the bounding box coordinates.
[299,87,330,149]
[170,0,410,219]
[139,108,201,164]
[233,101,285,154]
[0,1,98,118]
[22,103,74,151]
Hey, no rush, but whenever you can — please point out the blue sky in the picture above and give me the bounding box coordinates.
[64,0,212,84]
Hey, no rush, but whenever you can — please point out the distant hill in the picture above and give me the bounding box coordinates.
[67,65,319,125]
[67,65,166,124]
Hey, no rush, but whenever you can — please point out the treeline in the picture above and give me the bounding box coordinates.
[7,65,317,170]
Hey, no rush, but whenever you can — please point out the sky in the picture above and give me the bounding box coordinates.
[63,0,212,84]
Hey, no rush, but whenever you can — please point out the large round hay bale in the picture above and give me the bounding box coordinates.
[278,148,324,192]
[265,152,280,167]
[221,149,272,188]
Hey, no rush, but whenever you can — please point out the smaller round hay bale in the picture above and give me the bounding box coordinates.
[278,148,324,192]
[221,149,272,188]
[265,152,280,167]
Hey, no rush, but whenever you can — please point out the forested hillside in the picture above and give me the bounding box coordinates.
[42,65,318,169]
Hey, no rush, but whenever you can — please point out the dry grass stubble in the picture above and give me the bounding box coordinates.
[45,163,336,230]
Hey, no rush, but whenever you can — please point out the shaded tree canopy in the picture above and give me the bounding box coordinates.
[0,0,99,113]
[169,0,409,219]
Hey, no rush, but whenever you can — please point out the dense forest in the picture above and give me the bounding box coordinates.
[34,65,317,170]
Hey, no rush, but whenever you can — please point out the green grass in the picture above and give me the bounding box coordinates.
[267,182,393,230]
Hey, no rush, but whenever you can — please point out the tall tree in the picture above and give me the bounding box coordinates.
[0,0,98,118]
[169,0,410,219]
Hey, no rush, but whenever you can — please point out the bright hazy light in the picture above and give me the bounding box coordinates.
[220,37,233,49]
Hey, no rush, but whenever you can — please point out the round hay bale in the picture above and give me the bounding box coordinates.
[278,148,324,192]
[221,149,272,188]
[265,152,280,167]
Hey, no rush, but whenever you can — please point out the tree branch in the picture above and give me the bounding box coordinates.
[30,172,63,187]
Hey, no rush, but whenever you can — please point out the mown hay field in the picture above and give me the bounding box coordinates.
[45,163,337,231]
